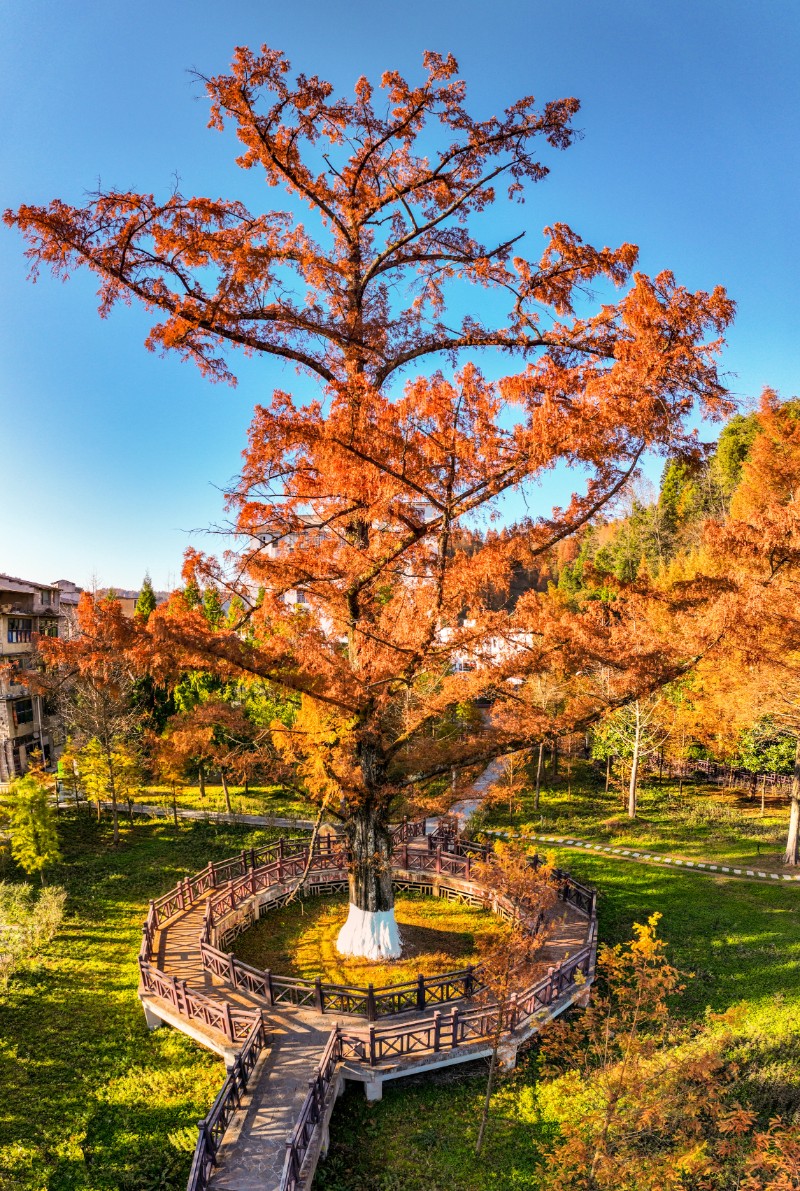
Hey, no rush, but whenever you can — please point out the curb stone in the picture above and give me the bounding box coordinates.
[483,829,800,886]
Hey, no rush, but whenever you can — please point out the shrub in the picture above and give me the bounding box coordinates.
[0,882,66,988]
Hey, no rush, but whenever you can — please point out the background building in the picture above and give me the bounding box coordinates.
[0,573,69,778]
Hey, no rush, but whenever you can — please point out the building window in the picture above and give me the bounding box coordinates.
[8,618,32,644]
[40,622,58,637]
[12,698,34,726]
[40,590,52,606]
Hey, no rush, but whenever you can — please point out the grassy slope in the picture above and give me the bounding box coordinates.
[233,893,499,987]
[478,763,791,870]
[139,782,314,821]
[4,772,798,1191]
[317,850,800,1190]
[0,813,282,1191]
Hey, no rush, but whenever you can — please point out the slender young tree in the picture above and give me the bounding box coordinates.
[472,842,559,1156]
[10,46,733,956]
[4,774,62,883]
[134,575,157,621]
[35,598,142,846]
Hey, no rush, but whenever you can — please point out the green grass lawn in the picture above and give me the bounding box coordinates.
[138,782,316,821]
[477,762,791,871]
[5,774,800,1191]
[317,853,800,1190]
[233,892,499,987]
[0,812,283,1191]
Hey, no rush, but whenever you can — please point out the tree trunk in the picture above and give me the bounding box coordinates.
[337,799,399,960]
[605,754,612,794]
[220,768,232,814]
[475,1035,500,1156]
[551,739,559,779]
[783,738,800,866]
[534,742,544,811]
[198,763,206,799]
[628,704,641,820]
[107,752,119,845]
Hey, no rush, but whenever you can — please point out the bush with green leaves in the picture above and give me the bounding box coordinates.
[4,773,61,880]
[0,882,66,988]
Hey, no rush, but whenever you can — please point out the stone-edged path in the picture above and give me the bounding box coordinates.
[487,829,800,885]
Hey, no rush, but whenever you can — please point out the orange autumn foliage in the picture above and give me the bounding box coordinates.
[13,46,735,911]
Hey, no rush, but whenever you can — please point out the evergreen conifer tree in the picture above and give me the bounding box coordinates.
[134,574,157,621]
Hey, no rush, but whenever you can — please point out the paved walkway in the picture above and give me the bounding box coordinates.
[154,897,335,1190]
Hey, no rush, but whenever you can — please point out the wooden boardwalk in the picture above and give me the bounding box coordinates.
[150,885,587,1191]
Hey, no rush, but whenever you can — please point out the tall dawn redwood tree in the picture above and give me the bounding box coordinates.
[8,46,734,957]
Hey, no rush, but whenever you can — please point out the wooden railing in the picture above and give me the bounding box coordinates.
[280,1026,344,1191]
[138,822,598,1191]
[391,815,428,845]
[357,928,596,1065]
[195,842,575,1020]
[635,756,794,791]
[278,923,597,1188]
[187,1017,268,1191]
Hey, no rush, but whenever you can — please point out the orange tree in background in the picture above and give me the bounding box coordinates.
[704,391,800,864]
[8,46,734,956]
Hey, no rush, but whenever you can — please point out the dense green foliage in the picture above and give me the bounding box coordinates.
[4,773,61,879]
[0,883,66,990]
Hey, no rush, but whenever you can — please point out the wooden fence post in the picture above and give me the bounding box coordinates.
[198,1119,213,1159]
[228,952,237,988]
[240,849,248,873]
[416,973,426,1011]
[436,844,442,874]
[367,984,377,1022]
[222,1000,234,1041]
[433,1010,441,1052]
[265,969,274,1007]
[465,963,474,998]
[369,1024,376,1066]
[234,1054,245,1099]
[451,1006,460,1049]
[546,966,555,1005]
[315,977,324,1013]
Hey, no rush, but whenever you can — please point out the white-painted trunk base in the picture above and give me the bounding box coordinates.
[335,904,402,960]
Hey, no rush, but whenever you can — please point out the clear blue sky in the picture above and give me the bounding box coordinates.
[1,0,798,591]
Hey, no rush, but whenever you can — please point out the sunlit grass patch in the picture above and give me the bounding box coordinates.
[233,893,501,987]
[0,812,283,1191]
